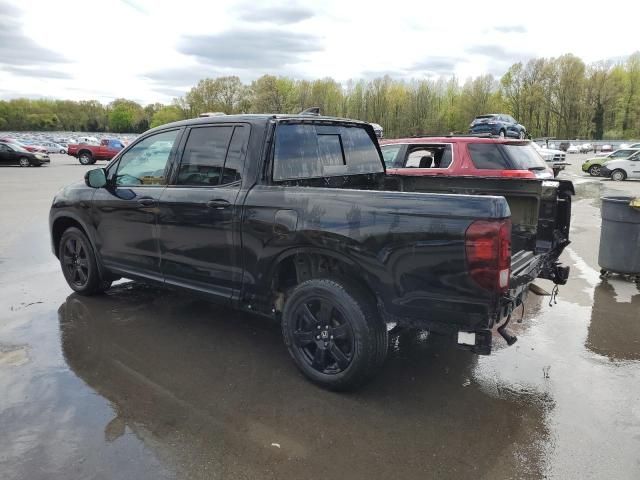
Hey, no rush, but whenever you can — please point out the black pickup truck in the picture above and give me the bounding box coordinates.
[50,114,572,390]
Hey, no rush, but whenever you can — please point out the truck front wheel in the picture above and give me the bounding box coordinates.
[281,277,388,391]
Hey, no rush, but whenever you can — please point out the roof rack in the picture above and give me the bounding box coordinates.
[199,112,226,117]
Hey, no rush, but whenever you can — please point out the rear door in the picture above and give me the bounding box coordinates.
[157,123,250,301]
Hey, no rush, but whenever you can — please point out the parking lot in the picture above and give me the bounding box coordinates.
[1,153,639,479]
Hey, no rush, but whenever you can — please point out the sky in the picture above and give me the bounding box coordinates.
[0,0,637,105]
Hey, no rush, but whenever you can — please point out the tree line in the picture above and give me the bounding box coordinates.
[1,52,639,139]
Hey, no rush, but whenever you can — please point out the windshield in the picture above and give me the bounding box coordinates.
[5,142,29,153]
[502,144,548,170]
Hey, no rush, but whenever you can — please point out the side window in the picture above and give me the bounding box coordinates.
[612,150,631,158]
[273,124,383,181]
[381,145,401,167]
[114,129,179,186]
[404,145,453,168]
[0,144,10,152]
[468,143,510,169]
[221,126,249,184]
[177,126,233,186]
[406,149,433,168]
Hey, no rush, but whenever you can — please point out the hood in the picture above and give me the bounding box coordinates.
[539,147,564,155]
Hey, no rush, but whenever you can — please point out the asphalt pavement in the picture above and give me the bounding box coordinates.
[0,153,639,479]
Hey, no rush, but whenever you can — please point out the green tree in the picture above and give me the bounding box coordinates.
[150,106,185,128]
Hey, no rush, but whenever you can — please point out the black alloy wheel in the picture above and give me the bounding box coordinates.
[292,297,355,375]
[62,236,90,288]
[282,277,388,390]
[58,227,112,295]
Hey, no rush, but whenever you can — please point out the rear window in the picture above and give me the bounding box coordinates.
[468,144,510,169]
[273,124,383,181]
[502,144,547,169]
[469,143,546,170]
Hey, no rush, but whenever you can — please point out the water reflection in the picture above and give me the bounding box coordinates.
[59,283,551,479]
[586,280,640,361]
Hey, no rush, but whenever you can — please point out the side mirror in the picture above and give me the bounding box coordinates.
[85,168,107,188]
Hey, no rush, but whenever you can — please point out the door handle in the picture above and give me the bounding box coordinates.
[207,199,231,209]
[137,197,156,207]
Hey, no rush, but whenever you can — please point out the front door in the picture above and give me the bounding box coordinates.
[627,153,640,179]
[0,143,17,164]
[158,124,250,300]
[92,128,182,280]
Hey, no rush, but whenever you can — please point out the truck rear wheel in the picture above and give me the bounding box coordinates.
[281,277,388,391]
[78,152,93,165]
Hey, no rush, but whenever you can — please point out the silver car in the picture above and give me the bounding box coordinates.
[38,141,67,154]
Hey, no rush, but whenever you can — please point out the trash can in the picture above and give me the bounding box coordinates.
[598,196,640,276]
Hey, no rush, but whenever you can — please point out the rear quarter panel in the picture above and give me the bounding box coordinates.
[241,186,509,331]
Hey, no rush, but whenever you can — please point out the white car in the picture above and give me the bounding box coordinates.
[567,144,580,154]
[580,143,593,153]
[38,141,67,154]
[601,151,640,181]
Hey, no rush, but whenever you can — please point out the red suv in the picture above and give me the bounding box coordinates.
[381,136,553,179]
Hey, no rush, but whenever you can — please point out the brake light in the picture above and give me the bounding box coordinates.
[465,219,511,293]
[498,170,536,178]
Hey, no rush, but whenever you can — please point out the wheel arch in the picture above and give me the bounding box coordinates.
[51,212,111,274]
[266,247,381,313]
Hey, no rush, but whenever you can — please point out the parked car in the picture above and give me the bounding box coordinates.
[600,144,613,153]
[567,144,580,154]
[530,142,569,177]
[469,114,527,139]
[76,136,100,145]
[381,136,554,179]
[67,138,126,165]
[581,148,640,176]
[580,143,593,153]
[0,142,50,166]
[49,114,572,390]
[1,138,48,153]
[558,142,570,152]
[35,141,68,154]
[600,151,640,181]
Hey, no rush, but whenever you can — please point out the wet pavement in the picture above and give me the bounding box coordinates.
[1,154,639,479]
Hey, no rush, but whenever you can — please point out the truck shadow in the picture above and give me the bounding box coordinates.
[59,282,552,480]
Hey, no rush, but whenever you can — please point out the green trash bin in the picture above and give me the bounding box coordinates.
[598,196,640,277]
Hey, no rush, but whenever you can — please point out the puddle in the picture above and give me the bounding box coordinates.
[0,344,30,367]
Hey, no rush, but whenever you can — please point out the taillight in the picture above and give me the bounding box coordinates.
[498,170,536,178]
[465,219,511,293]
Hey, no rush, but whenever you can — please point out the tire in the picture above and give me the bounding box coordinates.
[553,168,561,177]
[60,149,66,154]
[588,165,601,176]
[78,152,93,165]
[518,130,526,139]
[59,227,111,295]
[611,169,626,181]
[498,130,506,139]
[19,157,30,167]
[281,277,388,391]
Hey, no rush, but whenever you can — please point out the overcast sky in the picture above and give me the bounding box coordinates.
[0,0,636,105]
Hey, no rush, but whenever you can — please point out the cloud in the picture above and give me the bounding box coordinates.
[493,25,527,33]
[408,58,461,75]
[466,44,530,65]
[178,29,323,69]
[238,5,314,24]
[143,66,225,87]
[2,65,72,79]
[0,3,68,66]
